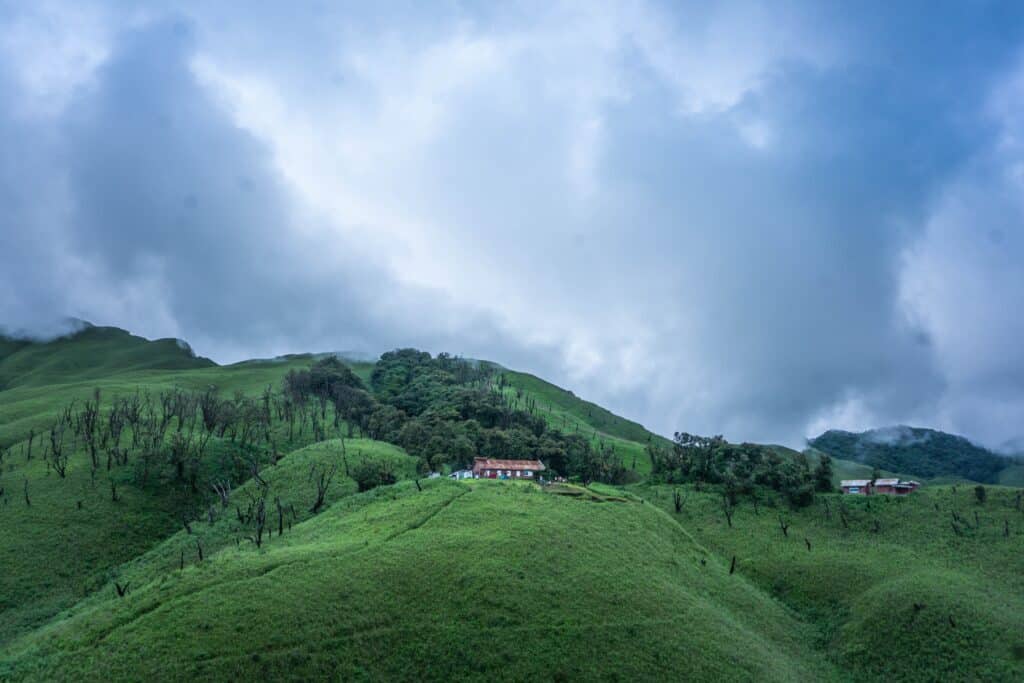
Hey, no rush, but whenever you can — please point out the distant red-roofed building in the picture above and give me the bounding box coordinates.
[472,457,546,480]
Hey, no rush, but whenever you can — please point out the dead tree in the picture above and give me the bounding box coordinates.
[110,480,119,502]
[247,495,268,549]
[23,479,30,507]
[721,494,735,528]
[804,538,812,552]
[114,582,129,598]
[309,463,337,514]
[211,480,232,508]
[1005,519,1010,538]
[79,390,102,470]
[729,555,737,575]
[778,516,790,537]
[182,516,193,535]
[673,489,683,513]
[48,420,69,478]
[196,539,204,562]
[276,497,284,536]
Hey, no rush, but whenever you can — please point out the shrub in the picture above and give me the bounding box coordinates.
[352,460,397,492]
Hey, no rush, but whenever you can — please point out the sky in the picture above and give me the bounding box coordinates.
[2,1,1024,451]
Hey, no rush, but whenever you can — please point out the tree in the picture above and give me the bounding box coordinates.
[974,485,987,505]
[813,455,834,492]
[309,463,338,513]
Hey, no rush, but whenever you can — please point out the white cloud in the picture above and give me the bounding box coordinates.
[4,1,1023,451]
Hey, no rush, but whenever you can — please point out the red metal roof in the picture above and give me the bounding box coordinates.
[473,457,546,471]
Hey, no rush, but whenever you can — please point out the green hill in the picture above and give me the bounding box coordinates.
[0,324,214,390]
[809,426,1017,484]
[635,482,1024,680]
[0,477,838,681]
[0,326,1021,681]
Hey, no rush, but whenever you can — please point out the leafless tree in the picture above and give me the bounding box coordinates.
[721,494,735,528]
[309,463,337,514]
[212,479,232,508]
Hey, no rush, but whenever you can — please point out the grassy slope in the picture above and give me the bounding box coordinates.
[0,326,376,449]
[4,328,1021,681]
[0,333,379,642]
[1,478,837,682]
[635,483,1024,681]
[0,326,214,389]
[498,371,672,475]
[998,463,1024,487]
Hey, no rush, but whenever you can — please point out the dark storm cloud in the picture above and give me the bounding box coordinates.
[3,2,1024,449]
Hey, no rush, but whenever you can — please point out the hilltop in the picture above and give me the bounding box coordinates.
[0,325,1021,681]
[809,426,1019,484]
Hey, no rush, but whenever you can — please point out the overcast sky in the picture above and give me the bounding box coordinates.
[3,1,1024,450]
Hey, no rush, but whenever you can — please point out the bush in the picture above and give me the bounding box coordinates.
[352,460,397,492]
[974,485,987,504]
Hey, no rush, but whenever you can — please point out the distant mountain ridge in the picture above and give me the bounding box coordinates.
[0,324,213,391]
[808,425,1017,484]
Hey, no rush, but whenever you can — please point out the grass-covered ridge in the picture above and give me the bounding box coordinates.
[1,480,837,681]
[1,325,1021,681]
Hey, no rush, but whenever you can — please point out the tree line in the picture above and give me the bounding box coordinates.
[649,432,833,508]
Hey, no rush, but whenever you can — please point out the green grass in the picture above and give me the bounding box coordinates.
[497,371,671,475]
[998,463,1024,487]
[1,479,838,681]
[634,482,1024,680]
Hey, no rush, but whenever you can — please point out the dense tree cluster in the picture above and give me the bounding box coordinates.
[649,432,832,507]
[281,350,629,483]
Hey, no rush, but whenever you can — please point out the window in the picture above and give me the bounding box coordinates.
[524,471,532,477]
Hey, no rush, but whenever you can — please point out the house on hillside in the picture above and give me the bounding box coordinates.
[841,478,921,495]
[873,478,900,494]
[472,457,546,479]
[841,479,872,495]
[449,469,474,480]
[874,478,920,495]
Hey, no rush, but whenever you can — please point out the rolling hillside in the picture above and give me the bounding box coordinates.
[0,326,1021,681]
[0,477,837,681]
